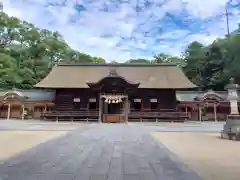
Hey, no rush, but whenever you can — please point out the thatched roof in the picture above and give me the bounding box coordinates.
[35,63,197,89]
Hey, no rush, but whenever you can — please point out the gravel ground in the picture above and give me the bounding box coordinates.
[0,131,67,160]
[152,132,240,180]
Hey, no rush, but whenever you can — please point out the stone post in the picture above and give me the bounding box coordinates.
[221,78,240,140]
[226,78,239,115]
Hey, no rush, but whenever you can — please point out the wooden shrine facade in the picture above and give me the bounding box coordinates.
[0,89,239,122]
[36,63,196,122]
[45,88,181,122]
[4,64,238,122]
[1,62,240,122]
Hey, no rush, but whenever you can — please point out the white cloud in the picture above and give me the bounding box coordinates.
[182,0,228,18]
[1,0,240,62]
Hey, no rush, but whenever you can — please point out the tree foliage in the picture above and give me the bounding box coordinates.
[125,58,151,64]
[152,53,184,67]
[0,10,105,89]
[183,34,240,90]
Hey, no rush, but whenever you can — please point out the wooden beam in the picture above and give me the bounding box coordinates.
[198,105,202,122]
[214,103,217,122]
[98,95,102,123]
[21,104,25,120]
[185,104,188,120]
[44,103,47,112]
[7,103,11,120]
[125,96,129,123]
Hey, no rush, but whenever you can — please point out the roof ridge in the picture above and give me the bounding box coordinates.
[57,63,177,67]
[35,62,197,89]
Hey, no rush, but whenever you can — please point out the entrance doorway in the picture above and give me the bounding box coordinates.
[107,102,122,114]
[99,94,128,123]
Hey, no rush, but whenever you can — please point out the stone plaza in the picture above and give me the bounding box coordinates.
[0,120,239,180]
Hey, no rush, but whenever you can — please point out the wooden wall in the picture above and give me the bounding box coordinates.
[128,89,177,110]
[55,88,177,111]
[0,102,53,119]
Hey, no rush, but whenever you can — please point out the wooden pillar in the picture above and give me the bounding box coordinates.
[44,103,47,112]
[141,100,143,111]
[185,104,188,120]
[128,100,131,114]
[21,104,25,120]
[125,96,129,123]
[98,96,102,123]
[214,103,217,122]
[198,104,202,122]
[7,103,11,120]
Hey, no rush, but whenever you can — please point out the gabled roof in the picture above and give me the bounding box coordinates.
[3,89,29,101]
[176,90,240,102]
[195,90,225,101]
[0,89,55,101]
[176,91,198,102]
[35,63,197,89]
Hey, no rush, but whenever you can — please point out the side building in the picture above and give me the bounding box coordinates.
[0,89,55,119]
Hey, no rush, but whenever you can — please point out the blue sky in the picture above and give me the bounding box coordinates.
[2,0,240,62]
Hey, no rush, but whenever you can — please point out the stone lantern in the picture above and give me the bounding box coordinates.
[221,78,240,140]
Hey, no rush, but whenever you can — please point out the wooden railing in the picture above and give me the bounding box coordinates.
[128,111,188,122]
[41,110,99,121]
[41,109,188,122]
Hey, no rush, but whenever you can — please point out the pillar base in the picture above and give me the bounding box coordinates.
[221,114,240,141]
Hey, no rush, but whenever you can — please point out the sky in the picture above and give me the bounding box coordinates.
[1,0,240,62]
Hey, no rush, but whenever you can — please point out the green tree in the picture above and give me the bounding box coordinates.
[0,53,19,88]
[0,7,105,89]
[126,58,151,63]
[153,53,169,63]
[183,33,240,90]
[218,35,240,83]
[201,43,225,89]
[91,57,105,63]
[153,53,184,66]
[0,12,20,47]
[183,41,206,86]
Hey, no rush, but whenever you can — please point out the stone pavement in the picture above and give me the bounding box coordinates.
[0,119,88,131]
[0,124,201,180]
